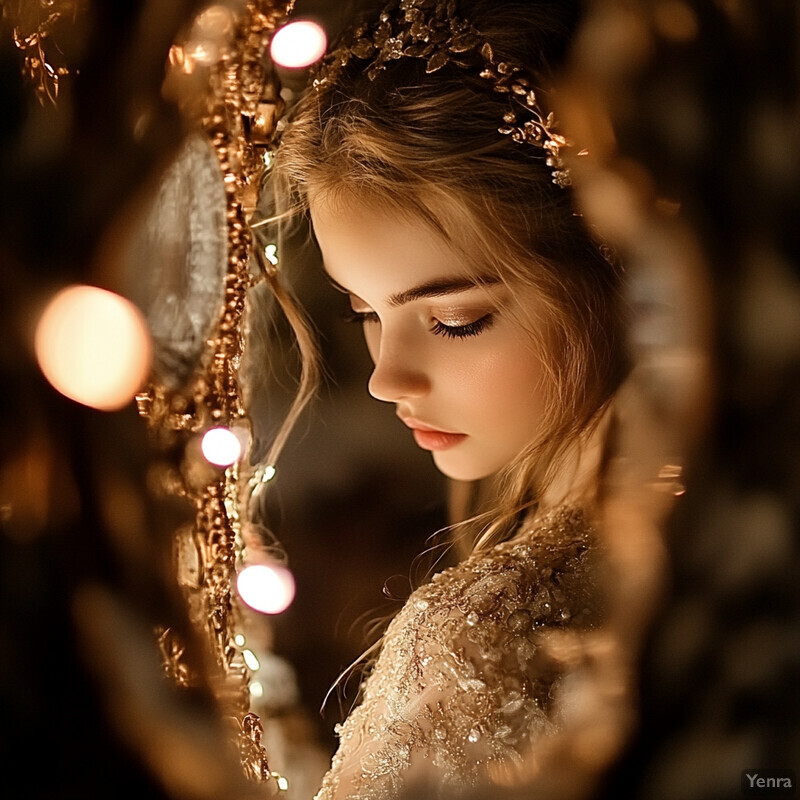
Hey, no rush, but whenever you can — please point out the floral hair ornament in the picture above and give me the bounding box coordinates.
[312,0,573,187]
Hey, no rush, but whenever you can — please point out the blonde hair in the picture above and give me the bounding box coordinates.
[268,0,627,550]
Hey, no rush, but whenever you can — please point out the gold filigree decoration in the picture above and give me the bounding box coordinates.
[4,0,85,104]
[136,0,295,791]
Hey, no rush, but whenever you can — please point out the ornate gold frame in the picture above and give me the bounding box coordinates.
[7,0,298,790]
[133,0,296,788]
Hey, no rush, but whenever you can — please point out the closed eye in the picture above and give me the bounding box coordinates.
[343,309,495,338]
[342,308,380,325]
[431,314,495,339]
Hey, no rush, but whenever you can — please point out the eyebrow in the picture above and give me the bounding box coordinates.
[326,273,499,307]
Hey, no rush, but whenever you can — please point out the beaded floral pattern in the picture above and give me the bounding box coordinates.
[312,0,571,187]
[314,506,603,799]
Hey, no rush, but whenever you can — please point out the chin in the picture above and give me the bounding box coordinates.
[432,452,496,482]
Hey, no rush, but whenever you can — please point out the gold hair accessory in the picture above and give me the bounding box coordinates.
[313,0,571,187]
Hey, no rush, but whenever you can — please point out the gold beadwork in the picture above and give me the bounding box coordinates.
[314,506,603,799]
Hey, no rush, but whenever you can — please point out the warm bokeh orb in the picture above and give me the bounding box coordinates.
[34,285,152,411]
[236,563,296,615]
[201,426,243,467]
[270,20,327,69]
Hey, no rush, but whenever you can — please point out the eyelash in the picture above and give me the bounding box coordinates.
[342,310,495,339]
[431,315,494,339]
[342,309,379,325]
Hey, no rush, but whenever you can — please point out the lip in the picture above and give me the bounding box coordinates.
[399,416,467,452]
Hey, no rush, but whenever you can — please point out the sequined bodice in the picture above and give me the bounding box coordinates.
[313,506,602,800]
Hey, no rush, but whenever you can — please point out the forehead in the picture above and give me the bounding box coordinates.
[309,190,474,297]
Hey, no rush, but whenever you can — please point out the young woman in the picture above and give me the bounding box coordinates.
[265,0,628,796]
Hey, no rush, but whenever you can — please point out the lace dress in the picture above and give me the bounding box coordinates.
[313,506,604,800]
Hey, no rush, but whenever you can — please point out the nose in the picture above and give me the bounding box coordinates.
[367,333,430,403]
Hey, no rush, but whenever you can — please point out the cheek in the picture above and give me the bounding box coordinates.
[460,345,547,428]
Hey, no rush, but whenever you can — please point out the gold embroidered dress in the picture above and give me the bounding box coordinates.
[314,506,603,799]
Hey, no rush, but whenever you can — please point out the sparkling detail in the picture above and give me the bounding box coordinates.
[313,506,602,799]
[262,465,277,482]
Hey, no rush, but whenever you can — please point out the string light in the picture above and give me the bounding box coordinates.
[34,285,152,411]
[262,465,276,482]
[270,20,327,69]
[236,563,296,615]
[264,243,279,266]
[242,648,261,671]
[201,426,244,467]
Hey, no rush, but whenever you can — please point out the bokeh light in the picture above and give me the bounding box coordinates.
[242,648,260,671]
[236,563,296,615]
[34,285,152,411]
[270,20,327,69]
[201,426,243,467]
[250,680,264,699]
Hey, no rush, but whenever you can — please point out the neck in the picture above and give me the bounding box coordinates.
[539,405,613,513]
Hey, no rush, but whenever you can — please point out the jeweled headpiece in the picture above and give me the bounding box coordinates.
[312,0,571,187]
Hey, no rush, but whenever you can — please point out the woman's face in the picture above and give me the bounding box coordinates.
[309,192,549,482]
